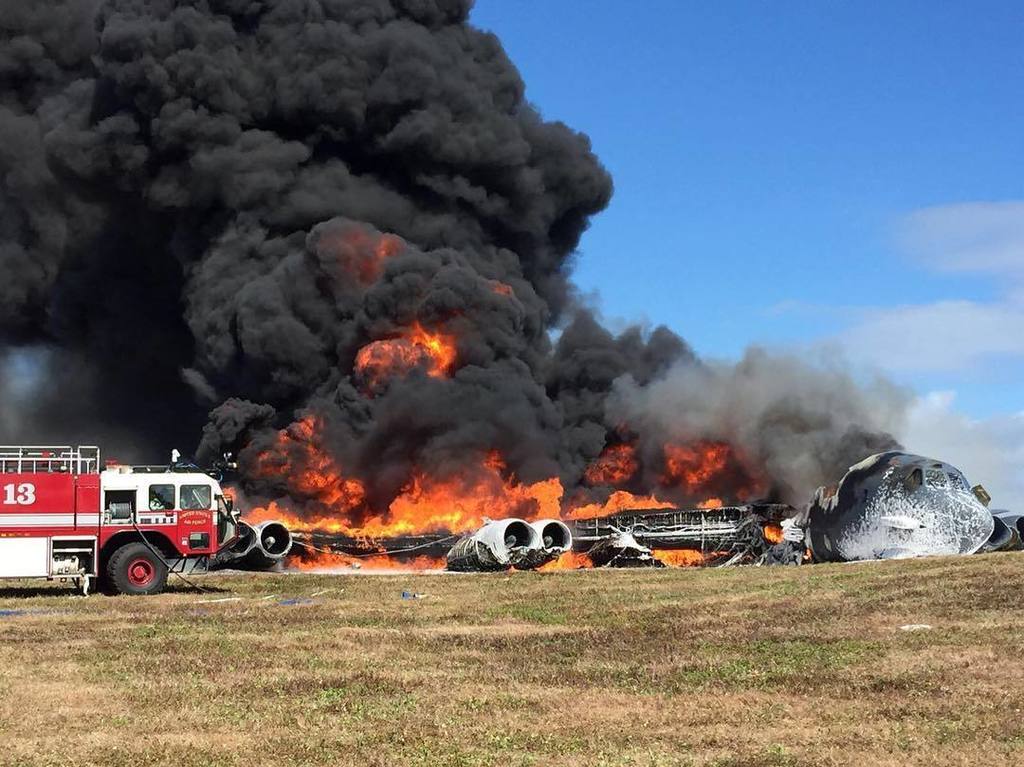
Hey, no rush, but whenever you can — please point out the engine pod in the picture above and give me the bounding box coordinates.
[446,519,541,571]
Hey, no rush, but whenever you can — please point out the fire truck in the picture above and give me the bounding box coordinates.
[0,445,240,595]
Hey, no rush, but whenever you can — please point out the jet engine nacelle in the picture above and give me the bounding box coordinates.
[225,521,257,558]
[212,520,293,570]
[986,510,1024,553]
[531,519,572,552]
[446,518,541,572]
[243,521,293,569]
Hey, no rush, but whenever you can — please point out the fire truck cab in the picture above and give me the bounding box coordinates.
[0,446,240,595]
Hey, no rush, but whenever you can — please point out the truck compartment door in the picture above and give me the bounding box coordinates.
[75,477,101,531]
[0,538,49,578]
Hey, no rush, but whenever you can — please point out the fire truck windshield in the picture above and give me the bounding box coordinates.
[181,485,212,510]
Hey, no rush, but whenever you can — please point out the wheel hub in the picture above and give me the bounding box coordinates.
[127,557,155,587]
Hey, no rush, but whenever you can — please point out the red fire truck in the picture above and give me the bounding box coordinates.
[0,445,240,595]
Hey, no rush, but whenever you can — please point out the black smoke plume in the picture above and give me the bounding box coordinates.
[0,0,899,521]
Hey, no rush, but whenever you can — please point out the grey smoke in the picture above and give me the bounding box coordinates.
[606,348,908,505]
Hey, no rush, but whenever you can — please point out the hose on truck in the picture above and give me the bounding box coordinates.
[128,518,211,593]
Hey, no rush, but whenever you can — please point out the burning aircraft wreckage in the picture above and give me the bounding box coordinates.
[2,2,1019,580]
[215,449,1018,574]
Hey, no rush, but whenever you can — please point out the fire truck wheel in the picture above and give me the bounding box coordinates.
[105,542,169,596]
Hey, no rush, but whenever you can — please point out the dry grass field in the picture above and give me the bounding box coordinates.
[1,554,1024,766]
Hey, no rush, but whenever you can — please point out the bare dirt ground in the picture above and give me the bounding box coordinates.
[1,554,1023,767]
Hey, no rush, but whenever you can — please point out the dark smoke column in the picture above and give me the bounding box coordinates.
[0,1,618,481]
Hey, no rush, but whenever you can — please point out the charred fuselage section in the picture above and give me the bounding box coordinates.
[805,452,995,562]
[585,530,664,568]
[573,504,793,567]
[281,507,795,571]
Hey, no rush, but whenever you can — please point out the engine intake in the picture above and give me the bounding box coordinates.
[242,521,293,569]
[446,519,540,572]
[531,519,572,552]
[226,521,257,557]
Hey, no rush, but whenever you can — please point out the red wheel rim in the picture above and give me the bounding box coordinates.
[127,557,155,587]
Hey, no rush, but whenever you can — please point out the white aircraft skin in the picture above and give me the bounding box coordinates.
[807,452,995,562]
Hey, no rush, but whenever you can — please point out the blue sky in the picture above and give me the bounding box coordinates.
[470,1,1024,422]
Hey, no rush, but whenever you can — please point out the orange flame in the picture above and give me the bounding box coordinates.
[537,551,594,571]
[653,549,709,567]
[660,440,767,503]
[652,549,734,567]
[320,226,404,284]
[565,489,674,520]
[489,280,514,297]
[584,443,638,486]
[246,416,766,569]
[248,441,564,538]
[355,323,458,388]
[365,466,562,537]
[662,441,731,491]
[244,500,323,532]
[252,416,367,515]
[289,547,445,572]
[762,523,784,544]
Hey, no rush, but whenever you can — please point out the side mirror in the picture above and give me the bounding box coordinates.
[972,484,992,507]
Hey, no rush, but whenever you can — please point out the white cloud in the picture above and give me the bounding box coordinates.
[840,200,1024,374]
[841,300,1024,373]
[901,391,1024,510]
[772,204,1024,503]
[898,201,1024,279]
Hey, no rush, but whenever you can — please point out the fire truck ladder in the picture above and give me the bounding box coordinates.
[0,446,101,474]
